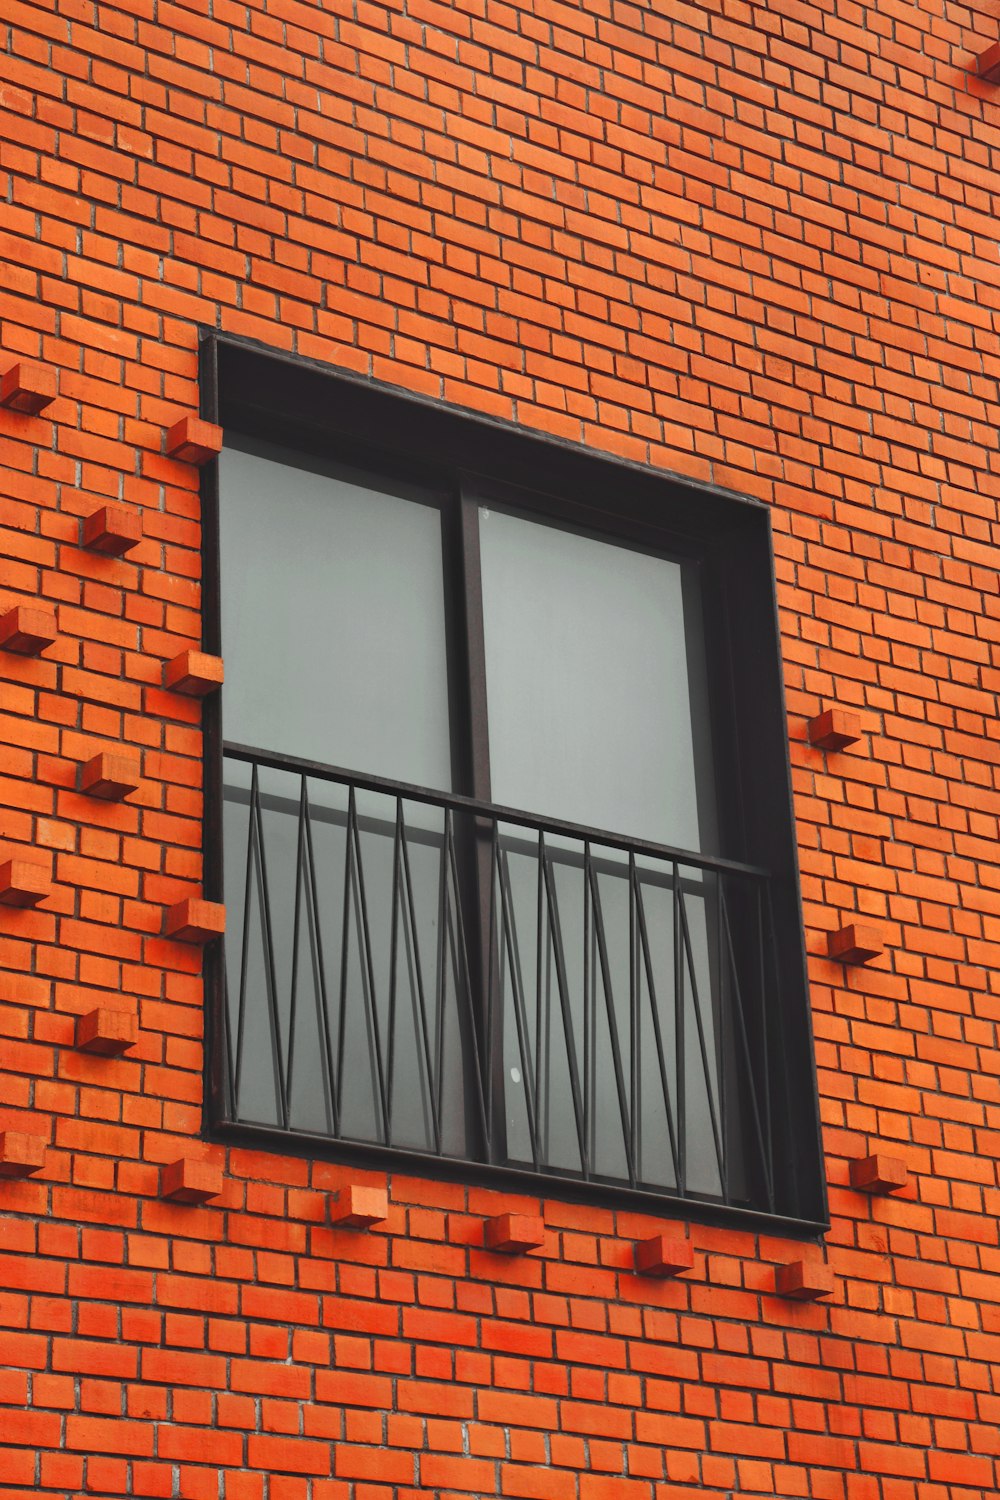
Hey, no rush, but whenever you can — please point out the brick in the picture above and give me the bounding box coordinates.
[0,361,57,415]
[484,1213,546,1253]
[79,751,141,802]
[75,1007,138,1056]
[164,897,226,944]
[0,1132,46,1179]
[774,1260,835,1301]
[634,1235,694,1277]
[807,706,862,751]
[81,505,143,557]
[165,414,224,465]
[330,1184,388,1229]
[164,649,224,696]
[827,923,885,965]
[161,1158,224,1204]
[0,857,51,908]
[0,604,58,656]
[849,1153,909,1195]
[977,40,1000,80]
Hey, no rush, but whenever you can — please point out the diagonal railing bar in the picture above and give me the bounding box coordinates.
[385,800,403,1145]
[346,786,390,1145]
[586,855,637,1187]
[676,877,726,1200]
[717,879,774,1211]
[631,864,681,1188]
[301,778,339,1135]
[534,829,547,1164]
[231,773,258,1114]
[583,841,592,1171]
[250,763,289,1130]
[496,835,541,1171]
[398,803,443,1157]
[540,837,589,1180]
[629,854,639,1185]
[283,776,307,1123]
[433,808,449,1149]
[673,863,685,1197]
[444,813,491,1154]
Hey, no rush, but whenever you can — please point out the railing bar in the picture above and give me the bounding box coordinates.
[629,853,639,1184]
[349,787,390,1146]
[484,824,499,1151]
[497,838,541,1171]
[335,785,354,1119]
[444,813,491,1154]
[231,773,257,1114]
[583,841,591,1173]
[535,827,544,1168]
[433,810,449,1149]
[282,777,308,1123]
[251,763,290,1131]
[587,858,636,1187]
[398,804,443,1156]
[540,836,589,1180]
[718,881,773,1210]
[673,862,685,1198]
[676,879,727,1200]
[633,865,681,1186]
[386,801,404,1146]
[301,779,338,1135]
[715,871,726,1190]
[224,743,770,879]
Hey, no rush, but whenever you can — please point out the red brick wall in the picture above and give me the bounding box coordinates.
[2,0,1000,1494]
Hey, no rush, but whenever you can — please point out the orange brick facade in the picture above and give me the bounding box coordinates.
[2,0,1000,1495]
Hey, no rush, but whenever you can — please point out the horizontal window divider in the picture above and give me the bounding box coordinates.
[223,741,771,881]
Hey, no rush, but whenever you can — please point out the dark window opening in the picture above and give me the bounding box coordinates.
[200,333,828,1236]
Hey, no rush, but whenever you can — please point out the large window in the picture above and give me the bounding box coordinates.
[201,334,826,1234]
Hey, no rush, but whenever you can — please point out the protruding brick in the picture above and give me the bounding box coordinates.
[166,414,224,466]
[634,1234,694,1278]
[79,751,141,802]
[165,898,226,944]
[75,1008,138,1057]
[164,649,225,696]
[484,1212,546,1253]
[849,1153,909,1195]
[0,858,50,908]
[0,1132,46,1178]
[807,707,862,752]
[977,40,1000,81]
[775,1260,835,1301]
[330,1183,389,1228]
[161,1158,224,1204]
[81,504,142,557]
[0,604,58,656]
[827,923,885,965]
[0,361,56,415]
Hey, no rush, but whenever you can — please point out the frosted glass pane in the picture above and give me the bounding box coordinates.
[479,508,705,851]
[218,445,453,790]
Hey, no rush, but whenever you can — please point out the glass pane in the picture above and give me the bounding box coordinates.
[218,443,453,791]
[478,507,711,852]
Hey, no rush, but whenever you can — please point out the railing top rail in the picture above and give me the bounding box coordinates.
[223,741,773,880]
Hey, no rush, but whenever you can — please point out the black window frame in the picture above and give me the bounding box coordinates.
[197,330,828,1238]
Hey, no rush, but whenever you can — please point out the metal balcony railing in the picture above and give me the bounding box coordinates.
[216,744,786,1215]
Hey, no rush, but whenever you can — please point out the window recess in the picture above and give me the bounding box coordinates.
[200,333,828,1236]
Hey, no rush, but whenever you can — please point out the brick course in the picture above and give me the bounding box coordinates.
[2,0,1000,1494]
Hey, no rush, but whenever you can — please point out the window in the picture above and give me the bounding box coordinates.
[201,334,827,1234]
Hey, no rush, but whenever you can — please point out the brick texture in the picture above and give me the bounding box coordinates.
[2,0,1000,1494]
